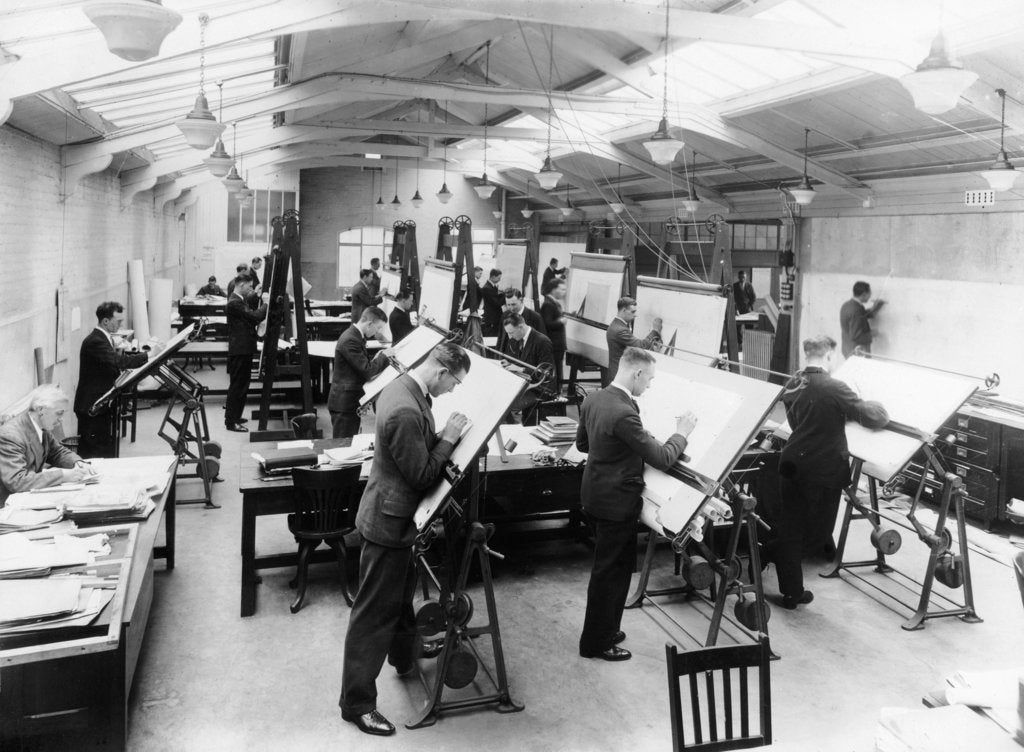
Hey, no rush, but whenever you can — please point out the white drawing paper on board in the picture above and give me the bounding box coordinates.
[565,253,626,325]
[360,326,444,405]
[640,478,707,537]
[564,317,608,367]
[415,350,527,529]
[378,270,402,298]
[582,283,611,322]
[494,243,527,290]
[418,262,456,327]
[635,281,727,365]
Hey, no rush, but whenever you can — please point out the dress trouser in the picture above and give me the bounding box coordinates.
[225,353,253,425]
[329,389,362,439]
[579,514,637,654]
[773,478,842,598]
[76,410,116,459]
[552,348,565,391]
[340,540,418,717]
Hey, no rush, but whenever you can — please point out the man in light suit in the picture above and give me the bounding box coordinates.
[74,301,152,458]
[605,296,662,385]
[0,385,94,505]
[576,347,696,661]
[340,342,470,737]
[327,307,391,439]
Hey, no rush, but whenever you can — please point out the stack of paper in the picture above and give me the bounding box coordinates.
[0,506,63,532]
[0,579,115,634]
[875,704,1019,751]
[0,532,110,577]
[926,668,1024,736]
[63,484,149,522]
[530,417,579,446]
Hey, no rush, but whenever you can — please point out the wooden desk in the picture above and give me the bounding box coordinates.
[307,299,351,316]
[305,315,351,341]
[306,339,385,402]
[0,456,177,750]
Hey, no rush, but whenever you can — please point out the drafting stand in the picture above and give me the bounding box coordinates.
[563,252,630,390]
[803,353,986,630]
[405,350,527,729]
[390,220,421,299]
[622,350,782,650]
[90,323,221,507]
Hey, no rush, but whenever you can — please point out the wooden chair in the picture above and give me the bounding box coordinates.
[287,465,361,613]
[665,637,772,751]
[290,412,320,440]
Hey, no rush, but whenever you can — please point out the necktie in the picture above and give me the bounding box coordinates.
[425,394,433,408]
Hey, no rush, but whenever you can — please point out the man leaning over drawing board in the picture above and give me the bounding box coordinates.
[604,296,663,386]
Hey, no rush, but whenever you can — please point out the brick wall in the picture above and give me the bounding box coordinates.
[0,126,181,410]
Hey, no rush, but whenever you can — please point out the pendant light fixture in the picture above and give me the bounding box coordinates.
[980,88,1019,192]
[390,160,402,211]
[176,14,225,150]
[203,81,234,177]
[899,32,977,115]
[411,157,424,208]
[474,41,497,200]
[643,0,683,165]
[788,128,816,206]
[608,163,625,215]
[535,29,563,191]
[222,122,245,193]
[681,149,701,213]
[521,180,534,218]
[559,182,574,219]
[436,101,454,204]
[83,0,181,62]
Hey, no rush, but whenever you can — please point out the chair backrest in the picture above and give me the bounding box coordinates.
[291,413,319,440]
[290,465,362,534]
[1014,551,1024,609]
[665,638,772,751]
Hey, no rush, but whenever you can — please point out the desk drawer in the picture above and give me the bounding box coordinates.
[899,462,998,524]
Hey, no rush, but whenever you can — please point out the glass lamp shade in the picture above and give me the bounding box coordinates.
[534,156,562,190]
[222,165,245,193]
[176,92,225,149]
[899,35,977,115]
[235,186,254,206]
[492,210,503,220]
[474,175,497,200]
[642,117,683,165]
[436,183,453,204]
[789,176,816,206]
[981,152,1020,191]
[390,195,402,211]
[608,201,625,215]
[559,206,574,219]
[410,190,424,208]
[375,197,385,207]
[681,188,701,213]
[521,208,534,218]
[83,0,182,62]
[202,139,234,177]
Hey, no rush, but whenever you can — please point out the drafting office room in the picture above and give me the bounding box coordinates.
[5,0,1024,750]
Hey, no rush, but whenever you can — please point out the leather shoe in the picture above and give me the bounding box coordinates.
[781,590,814,610]
[237,418,249,424]
[580,646,632,661]
[343,709,395,736]
[421,640,444,659]
[611,630,626,645]
[225,423,248,433]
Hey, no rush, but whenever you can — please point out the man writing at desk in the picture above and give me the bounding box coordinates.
[0,385,95,505]
[340,342,470,737]
[500,310,555,422]
[576,347,697,661]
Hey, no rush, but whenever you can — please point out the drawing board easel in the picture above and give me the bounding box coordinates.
[359,325,446,407]
[419,259,459,332]
[563,252,630,381]
[635,276,729,367]
[775,352,983,630]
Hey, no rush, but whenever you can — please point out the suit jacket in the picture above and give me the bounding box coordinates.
[542,266,563,288]
[350,280,381,324]
[197,284,225,297]
[226,293,267,356]
[480,281,505,329]
[327,326,388,408]
[839,299,873,357]
[355,375,456,548]
[780,366,889,488]
[496,307,546,353]
[74,328,148,415]
[0,412,82,505]
[501,327,554,374]
[732,281,756,314]
[250,269,261,290]
[389,306,414,344]
[605,317,661,382]
[575,386,687,521]
[540,295,566,351]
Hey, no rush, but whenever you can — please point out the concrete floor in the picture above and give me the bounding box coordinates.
[122,370,1024,752]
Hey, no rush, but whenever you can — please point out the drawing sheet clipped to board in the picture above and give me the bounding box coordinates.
[635,279,727,366]
[494,243,527,289]
[418,262,456,326]
[360,326,445,405]
[636,351,782,536]
[565,253,626,324]
[414,350,527,530]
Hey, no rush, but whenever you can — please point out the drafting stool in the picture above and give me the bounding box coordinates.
[665,637,772,751]
[287,465,361,613]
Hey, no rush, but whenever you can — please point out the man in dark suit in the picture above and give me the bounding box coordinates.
[368,257,382,297]
[540,278,567,390]
[479,268,504,337]
[225,275,268,432]
[249,256,263,292]
[542,257,565,289]
[349,269,383,324]
[605,296,662,385]
[839,280,885,358]
[197,276,225,297]
[495,287,545,353]
[732,270,756,315]
[388,288,416,344]
[225,263,250,297]
[74,301,152,458]
[576,347,696,661]
[340,342,470,737]
[327,307,391,439]
[770,335,888,609]
[500,310,555,419]
[1,385,93,505]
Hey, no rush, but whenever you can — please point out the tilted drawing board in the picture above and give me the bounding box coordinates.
[360,326,445,405]
[418,259,457,329]
[378,269,402,298]
[635,350,782,536]
[773,354,979,482]
[564,317,609,367]
[565,253,628,325]
[414,349,528,529]
[493,242,528,292]
[635,276,728,366]
[91,323,197,413]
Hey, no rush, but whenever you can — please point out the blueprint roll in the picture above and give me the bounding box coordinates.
[149,278,173,341]
[127,259,151,343]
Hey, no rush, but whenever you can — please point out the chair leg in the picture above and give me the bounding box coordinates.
[290,541,315,613]
[328,538,354,607]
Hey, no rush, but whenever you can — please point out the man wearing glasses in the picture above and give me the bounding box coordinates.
[340,342,471,737]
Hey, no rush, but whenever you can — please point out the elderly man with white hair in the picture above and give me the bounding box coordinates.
[0,384,95,505]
